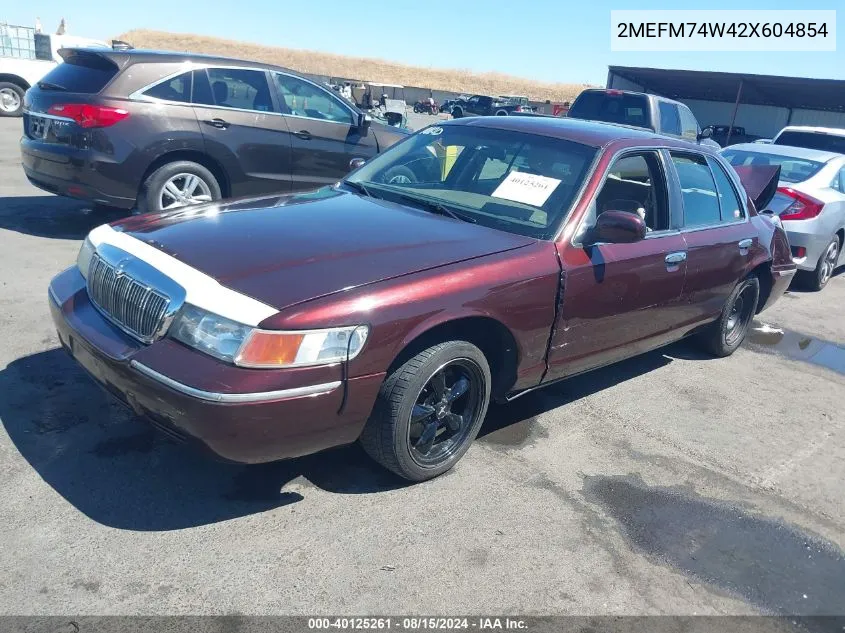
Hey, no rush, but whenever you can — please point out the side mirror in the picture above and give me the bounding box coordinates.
[587,210,647,244]
[358,112,372,132]
[349,157,366,172]
[384,111,404,127]
[697,128,712,141]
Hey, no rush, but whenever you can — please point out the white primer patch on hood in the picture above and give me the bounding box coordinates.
[87,224,278,326]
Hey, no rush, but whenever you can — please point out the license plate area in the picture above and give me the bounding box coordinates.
[28,115,50,139]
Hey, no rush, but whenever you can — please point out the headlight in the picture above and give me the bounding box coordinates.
[236,325,369,368]
[170,304,252,364]
[77,236,95,278]
[170,304,369,368]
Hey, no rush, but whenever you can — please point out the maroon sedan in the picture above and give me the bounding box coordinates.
[49,117,795,481]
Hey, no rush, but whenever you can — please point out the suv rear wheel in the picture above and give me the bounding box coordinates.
[0,82,25,117]
[141,161,221,213]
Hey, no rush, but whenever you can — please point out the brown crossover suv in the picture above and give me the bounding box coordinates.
[21,48,409,212]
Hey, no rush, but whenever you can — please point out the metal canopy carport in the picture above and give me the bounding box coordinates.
[608,66,845,112]
[607,66,845,144]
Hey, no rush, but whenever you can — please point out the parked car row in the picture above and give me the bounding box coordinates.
[24,47,842,483]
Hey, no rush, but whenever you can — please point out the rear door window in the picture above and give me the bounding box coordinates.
[36,51,117,94]
[205,68,275,112]
[658,102,682,136]
[568,91,651,129]
[142,72,192,103]
[707,157,745,221]
[671,153,721,227]
[832,168,845,193]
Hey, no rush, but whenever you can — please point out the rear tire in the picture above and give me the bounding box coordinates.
[0,82,25,117]
[800,235,840,291]
[697,276,760,357]
[359,341,491,482]
[140,161,221,214]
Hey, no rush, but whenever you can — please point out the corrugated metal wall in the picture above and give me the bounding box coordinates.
[607,70,844,140]
[789,109,845,128]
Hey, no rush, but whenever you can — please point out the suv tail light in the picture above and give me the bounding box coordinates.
[47,103,129,128]
[776,187,824,221]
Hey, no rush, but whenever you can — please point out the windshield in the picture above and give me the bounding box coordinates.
[567,91,652,129]
[345,124,597,239]
[721,149,825,184]
[774,131,845,154]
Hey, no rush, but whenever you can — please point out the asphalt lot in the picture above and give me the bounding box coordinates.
[0,115,843,619]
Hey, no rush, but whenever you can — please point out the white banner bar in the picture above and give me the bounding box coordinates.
[611,10,836,52]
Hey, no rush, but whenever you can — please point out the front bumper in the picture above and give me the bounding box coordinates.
[49,267,384,463]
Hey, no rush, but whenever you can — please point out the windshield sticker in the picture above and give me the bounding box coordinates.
[420,126,443,135]
[491,171,562,207]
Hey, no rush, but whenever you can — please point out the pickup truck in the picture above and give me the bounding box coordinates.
[450,94,533,118]
[567,88,721,149]
[0,23,108,117]
[701,125,760,147]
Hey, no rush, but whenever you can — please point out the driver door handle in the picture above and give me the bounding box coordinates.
[738,238,753,250]
[294,130,312,140]
[202,118,229,129]
[665,251,687,265]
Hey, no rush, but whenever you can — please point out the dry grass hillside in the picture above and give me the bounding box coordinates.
[118,29,589,102]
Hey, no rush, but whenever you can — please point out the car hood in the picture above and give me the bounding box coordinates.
[112,188,533,311]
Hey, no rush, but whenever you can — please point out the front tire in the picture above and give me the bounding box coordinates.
[0,82,25,117]
[451,107,463,119]
[697,276,760,357]
[140,160,221,214]
[360,341,491,482]
[382,165,417,185]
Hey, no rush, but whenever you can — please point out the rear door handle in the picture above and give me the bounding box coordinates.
[203,118,229,129]
[665,251,687,265]
[294,130,312,140]
[738,238,753,250]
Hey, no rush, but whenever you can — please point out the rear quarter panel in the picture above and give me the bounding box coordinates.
[259,241,562,392]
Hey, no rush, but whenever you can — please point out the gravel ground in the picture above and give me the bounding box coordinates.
[0,116,843,618]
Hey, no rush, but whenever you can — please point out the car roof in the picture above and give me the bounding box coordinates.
[723,142,843,163]
[776,126,845,138]
[444,115,709,150]
[64,47,302,75]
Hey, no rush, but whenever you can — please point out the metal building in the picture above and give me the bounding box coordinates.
[607,66,845,140]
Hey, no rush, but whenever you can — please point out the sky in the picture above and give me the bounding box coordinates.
[4,0,842,86]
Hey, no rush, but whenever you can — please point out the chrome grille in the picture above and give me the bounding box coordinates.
[87,254,170,343]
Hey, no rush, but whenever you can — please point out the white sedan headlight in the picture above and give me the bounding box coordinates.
[77,236,95,278]
[170,304,369,368]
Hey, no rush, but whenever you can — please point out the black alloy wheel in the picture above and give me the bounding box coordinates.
[407,359,484,467]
